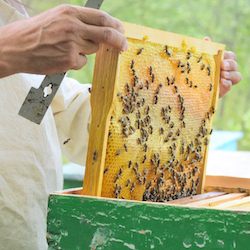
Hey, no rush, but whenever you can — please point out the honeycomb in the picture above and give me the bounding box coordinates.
[101,38,217,202]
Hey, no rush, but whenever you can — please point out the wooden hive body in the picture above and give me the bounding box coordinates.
[82,22,225,201]
[47,176,250,249]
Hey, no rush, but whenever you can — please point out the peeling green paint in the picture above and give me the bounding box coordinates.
[47,195,250,249]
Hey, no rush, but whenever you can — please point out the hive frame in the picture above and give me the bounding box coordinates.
[82,22,225,197]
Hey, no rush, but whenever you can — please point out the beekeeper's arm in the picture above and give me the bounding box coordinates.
[0,4,128,78]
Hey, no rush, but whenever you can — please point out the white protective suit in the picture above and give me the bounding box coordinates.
[0,1,91,249]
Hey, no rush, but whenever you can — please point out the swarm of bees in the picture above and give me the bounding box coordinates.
[100,38,217,202]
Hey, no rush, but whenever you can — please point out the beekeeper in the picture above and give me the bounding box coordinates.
[0,1,242,250]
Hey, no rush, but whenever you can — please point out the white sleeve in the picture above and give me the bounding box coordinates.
[51,76,91,166]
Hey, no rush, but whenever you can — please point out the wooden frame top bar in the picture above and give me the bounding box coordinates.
[123,22,225,55]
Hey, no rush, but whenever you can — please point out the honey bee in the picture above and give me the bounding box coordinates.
[207,112,211,119]
[137,48,144,55]
[172,177,177,186]
[149,66,152,75]
[194,85,198,88]
[144,143,148,152]
[190,81,193,88]
[128,161,132,168]
[172,76,176,85]
[211,106,215,114]
[131,69,136,75]
[181,146,184,154]
[209,83,213,91]
[135,162,140,169]
[181,70,185,73]
[174,86,178,93]
[187,67,191,74]
[148,125,153,134]
[114,168,123,183]
[161,164,167,170]
[167,76,170,85]
[63,138,71,145]
[210,129,213,135]
[176,129,180,136]
[175,160,179,167]
[124,144,128,152]
[133,76,138,87]
[182,121,186,128]
[154,95,158,105]
[104,167,109,174]
[130,182,135,192]
[125,179,131,187]
[152,73,155,83]
[165,45,171,56]
[207,66,211,76]
[142,155,147,164]
[88,87,92,93]
[180,164,184,172]
[122,128,128,138]
[126,116,131,124]
[151,158,156,165]
[185,78,189,84]
[108,132,112,140]
[133,167,138,175]
[177,60,181,68]
[196,177,200,186]
[167,185,172,192]
[165,116,171,124]
[146,80,150,89]
[187,52,192,60]
[156,87,161,95]
[197,56,202,63]
[168,131,174,138]
[201,64,205,70]
[164,137,169,143]
[204,137,209,146]
[131,59,134,69]
[116,150,122,156]
[93,150,97,160]
[170,122,175,129]
[137,138,142,144]
[136,110,141,119]
[188,171,192,179]
[160,127,164,135]
[126,83,130,92]
[168,105,172,113]
[123,108,129,114]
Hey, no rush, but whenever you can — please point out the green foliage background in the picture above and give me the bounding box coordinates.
[23,0,250,150]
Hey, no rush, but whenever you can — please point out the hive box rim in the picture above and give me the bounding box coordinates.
[54,175,250,213]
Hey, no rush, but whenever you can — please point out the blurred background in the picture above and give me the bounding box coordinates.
[22,0,250,185]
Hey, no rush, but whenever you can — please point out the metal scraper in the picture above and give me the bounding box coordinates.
[18,0,104,124]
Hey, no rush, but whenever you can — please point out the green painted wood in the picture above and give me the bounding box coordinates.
[47,194,250,250]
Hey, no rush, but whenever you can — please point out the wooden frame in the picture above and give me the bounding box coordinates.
[82,22,225,197]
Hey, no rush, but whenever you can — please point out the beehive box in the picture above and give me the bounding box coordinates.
[47,176,250,249]
[82,22,225,201]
